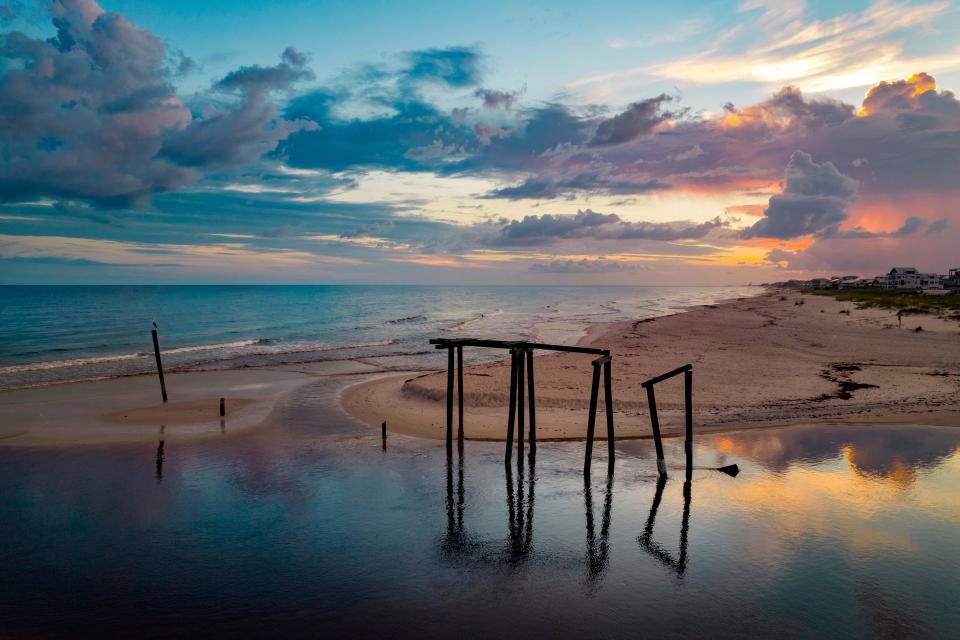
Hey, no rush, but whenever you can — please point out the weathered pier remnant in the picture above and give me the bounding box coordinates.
[150,321,168,403]
[641,364,693,478]
[429,338,613,470]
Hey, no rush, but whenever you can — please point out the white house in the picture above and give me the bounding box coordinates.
[882,267,943,290]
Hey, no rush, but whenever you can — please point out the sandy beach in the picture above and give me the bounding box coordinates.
[0,360,380,446]
[2,290,958,447]
[342,290,960,441]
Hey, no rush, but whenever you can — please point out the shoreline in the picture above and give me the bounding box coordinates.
[2,289,957,447]
[341,290,960,441]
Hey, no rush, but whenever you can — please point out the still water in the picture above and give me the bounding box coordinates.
[1,377,958,637]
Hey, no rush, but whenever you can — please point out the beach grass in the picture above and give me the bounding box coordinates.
[812,288,960,320]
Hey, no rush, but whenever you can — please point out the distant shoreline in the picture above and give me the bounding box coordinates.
[341,290,960,441]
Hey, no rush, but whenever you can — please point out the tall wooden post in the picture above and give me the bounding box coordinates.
[603,359,614,470]
[151,324,168,403]
[646,385,667,478]
[457,345,464,452]
[517,348,525,460]
[584,361,601,474]
[382,421,387,450]
[505,350,517,463]
[526,349,536,456]
[684,368,693,457]
[446,347,454,456]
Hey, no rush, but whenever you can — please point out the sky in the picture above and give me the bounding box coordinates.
[1,0,959,284]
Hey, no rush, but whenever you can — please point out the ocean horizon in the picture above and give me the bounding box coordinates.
[0,284,757,390]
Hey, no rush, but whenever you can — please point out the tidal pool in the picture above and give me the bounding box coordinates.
[1,379,958,638]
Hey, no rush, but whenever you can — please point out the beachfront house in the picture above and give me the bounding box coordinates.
[881,267,943,291]
[837,275,872,289]
[947,268,960,289]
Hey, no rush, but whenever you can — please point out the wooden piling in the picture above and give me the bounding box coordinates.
[584,361,601,474]
[517,348,525,458]
[446,347,454,456]
[457,345,464,452]
[684,368,693,456]
[219,397,225,417]
[505,350,517,463]
[603,360,614,468]
[382,421,387,450]
[645,385,667,478]
[151,325,168,403]
[526,349,536,456]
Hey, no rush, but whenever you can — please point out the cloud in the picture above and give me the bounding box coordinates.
[743,151,858,239]
[0,1,312,207]
[530,257,641,273]
[488,209,729,246]
[214,47,314,94]
[590,94,679,146]
[403,46,482,87]
[859,72,960,115]
[474,88,518,110]
[639,0,955,93]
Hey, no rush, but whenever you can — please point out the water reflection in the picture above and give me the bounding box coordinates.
[505,459,535,563]
[637,475,692,577]
[2,419,958,637]
[442,453,468,554]
[155,425,165,482]
[712,426,959,483]
[584,473,613,583]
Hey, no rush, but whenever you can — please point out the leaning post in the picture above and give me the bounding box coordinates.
[584,360,601,474]
[603,357,615,471]
[505,349,518,463]
[151,322,168,403]
[645,385,667,478]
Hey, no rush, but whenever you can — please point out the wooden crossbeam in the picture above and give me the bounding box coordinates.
[430,338,608,356]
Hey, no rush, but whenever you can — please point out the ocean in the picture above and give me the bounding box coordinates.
[0,285,757,389]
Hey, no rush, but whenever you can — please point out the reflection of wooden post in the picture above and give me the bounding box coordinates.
[517,348,525,459]
[646,385,667,478]
[151,325,168,403]
[505,350,517,463]
[457,345,464,453]
[584,361,601,474]
[603,359,614,469]
[526,349,536,456]
[446,347,454,456]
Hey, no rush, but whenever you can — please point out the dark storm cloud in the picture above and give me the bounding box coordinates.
[743,152,857,239]
[0,1,311,207]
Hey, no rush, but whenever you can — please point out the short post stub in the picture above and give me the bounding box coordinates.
[219,397,225,417]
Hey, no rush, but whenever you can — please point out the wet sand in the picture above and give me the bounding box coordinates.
[0,361,378,446]
[342,291,960,441]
